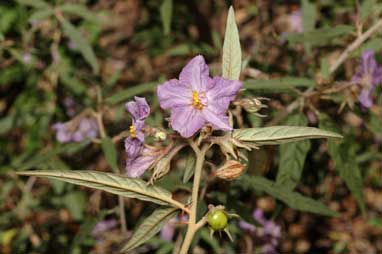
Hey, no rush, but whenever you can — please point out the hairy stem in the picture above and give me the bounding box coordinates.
[179,143,208,254]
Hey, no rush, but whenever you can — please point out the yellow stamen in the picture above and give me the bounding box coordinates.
[129,125,136,138]
[192,91,204,110]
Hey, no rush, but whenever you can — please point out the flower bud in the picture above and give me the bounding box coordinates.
[214,160,245,180]
[236,97,268,115]
[154,130,167,141]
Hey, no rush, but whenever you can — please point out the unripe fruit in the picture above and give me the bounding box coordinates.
[207,210,228,231]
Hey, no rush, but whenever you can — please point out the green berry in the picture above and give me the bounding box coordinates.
[207,210,228,231]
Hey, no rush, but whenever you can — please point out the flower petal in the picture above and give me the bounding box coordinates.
[206,77,242,114]
[202,108,232,131]
[126,96,150,121]
[170,106,205,138]
[157,79,191,109]
[358,88,374,108]
[179,55,210,91]
[126,150,156,178]
[361,50,376,74]
[125,137,143,159]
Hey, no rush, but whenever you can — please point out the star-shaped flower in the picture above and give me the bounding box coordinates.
[352,50,382,108]
[157,55,242,138]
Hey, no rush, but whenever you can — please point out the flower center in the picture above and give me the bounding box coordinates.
[192,91,205,110]
[129,125,136,138]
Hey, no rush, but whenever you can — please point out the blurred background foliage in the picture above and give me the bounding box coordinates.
[1,0,382,253]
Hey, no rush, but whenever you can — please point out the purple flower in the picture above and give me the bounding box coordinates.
[239,209,281,253]
[352,50,382,108]
[126,146,162,178]
[52,117,98,143]
[289,10,303,33]
[160,215,188,241]
[157,55,242,138]
[124,97,152,177]
[91,219,118,237]
[126,96,150,122]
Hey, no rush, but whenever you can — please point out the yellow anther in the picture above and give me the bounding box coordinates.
[192,91,204,110]
[129,125,136,138]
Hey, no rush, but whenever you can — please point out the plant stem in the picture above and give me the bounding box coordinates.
[179,143,208,254]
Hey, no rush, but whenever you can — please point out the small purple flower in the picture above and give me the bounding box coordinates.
[289,10,303,33]
[124,97,152,177]
[91,219,118,237]
[52,117,98,143]
[157,55,242,138]
[126,96,150,122]
[352,50,382,108]
[239,209,281,254]
[160,215,188,241]
[126,146,161,178]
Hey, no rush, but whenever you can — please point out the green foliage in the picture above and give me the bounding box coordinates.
[122,207,178,252]
[101,136,119,173]
[319,114,366,214]
[242,176,338,216]
[60,18,99,74]
[233,126,342,145]
[222,6,241,80]
[18,170,176,206]
[182,152,196,183]
[244,77,315,90]
[160,0,173,35]
[276,113,311,190]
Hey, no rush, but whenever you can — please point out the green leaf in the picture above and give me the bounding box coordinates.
[244,77,315,90]
[320,58,330,79]
[288,25,353,46]
[121,207,178,252]
[243,176,339,216]
[160,0,173,35]
[16,0,50,9]
[59,18,99,74]
[361,0,374,23]
[59,4,100,23]
[319,114,365,214]
[17,141,90,170]
[276,114,311,190]
[302,0,316,32]
[101,137,119,173]
[28,8,54,22]
[182,153,196,183]
[352,38,382,57]
[17,170,176,206]
[63,191,86,220]
[233,126,342,145]
[105,82,157,105]
[222,6,241,80]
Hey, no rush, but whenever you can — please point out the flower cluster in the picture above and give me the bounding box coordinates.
[239,209,281,254]
[352,49,382,108]
[157,55,242,138]
[124,97,159,178]
[52,116,98,143]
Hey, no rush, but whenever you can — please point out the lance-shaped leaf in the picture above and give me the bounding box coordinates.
[160,0,173,35]
[244,77,315,90]
[242,176,339,216]
[17,170,176,206]
[319,114,365,214]
[105,82,157,105]
[222,6,241,80]
[121,207,178,252]
[233,126,342,145]
[276,114,311,190]
[101,137,119,173]
[182,153,196,183]
[59,18,99,74]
